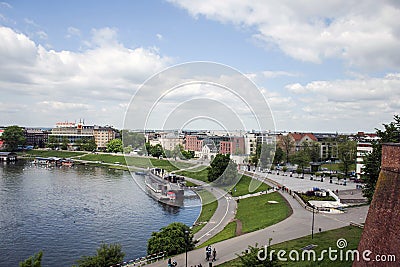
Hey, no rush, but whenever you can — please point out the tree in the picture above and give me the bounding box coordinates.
[61,136,69,150]
[337,138,356,178]
[290,149,310,175]
[273,147,284,165]
[259,143,274,169]
[2,125,26,151]
[46,135,58,149]
[308,142,321,163]
[207,154,229,182]
[147,222,195,256]
[150,144,164,158]
[121,130,145,149]
[20,251,43,267]
[106,139,123,153]
[75,243,125,267]
[279,135,294,163]
[236,243,281,267]
[362,115,400,202]
[84,138,97,151]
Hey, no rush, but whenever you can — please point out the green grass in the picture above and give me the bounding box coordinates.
[236,192,291,234]
[298,193,336,202]
[217,225,363,267]
[22,149,87,158]
[229,175,271,197]
[79,154,193,171]
[199,192,291,247]
[198,222,237,248]
[177,167,209,182]
[81,153,127,164]
[192,189,218,234]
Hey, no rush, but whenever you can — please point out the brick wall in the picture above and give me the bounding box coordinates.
[353,143,400,266]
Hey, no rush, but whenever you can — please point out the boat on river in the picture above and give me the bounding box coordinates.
[144,168,185,206]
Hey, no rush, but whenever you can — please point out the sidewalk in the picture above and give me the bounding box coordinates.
[145,187,369,267]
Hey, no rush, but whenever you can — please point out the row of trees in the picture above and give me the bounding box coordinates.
[248,137,357,178]
[144,143,194,160]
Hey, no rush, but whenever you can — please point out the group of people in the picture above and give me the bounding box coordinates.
[167,258,177,267]
[205,245,217,262]
[166,245,217,267]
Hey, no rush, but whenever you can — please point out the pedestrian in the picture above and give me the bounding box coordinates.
[207,245,212,261]
[212,248,217,261]
[168,258,172,267]
[206,246,210,261]
[172,260,177,266]
[198,264,202,267]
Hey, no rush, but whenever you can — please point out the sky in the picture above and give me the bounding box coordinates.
[0,0,399,133]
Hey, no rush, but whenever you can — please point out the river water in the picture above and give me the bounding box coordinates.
[0,161,200,267]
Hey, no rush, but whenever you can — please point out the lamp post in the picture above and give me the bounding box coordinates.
[311,205,315,239]
[185,230,189,267]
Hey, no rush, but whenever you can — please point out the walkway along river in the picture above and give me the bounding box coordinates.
[0,160,200,267]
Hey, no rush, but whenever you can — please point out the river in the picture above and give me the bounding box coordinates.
[0,160,201,267]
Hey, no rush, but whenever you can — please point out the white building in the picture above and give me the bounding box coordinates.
[159,132,184,151]
[356,142,374,179]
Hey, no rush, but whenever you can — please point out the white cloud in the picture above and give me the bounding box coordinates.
[0,2,11,9]
[286,74,400,102]
[36,30,47,40]
[169,0,400,70]
[0,26,171,127]
[66,26,81,38]
[156,33,163,40]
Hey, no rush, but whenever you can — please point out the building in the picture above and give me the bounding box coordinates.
[49,122,94,149]
[355,132,380,179]
[219,136,245,155]
[49,121,118,150]
[93,126,118,150]
[159,132,184,151]
[185,134,205,152]
[288,132,318,151]
[314,133,339,160]
[24,128,50,148]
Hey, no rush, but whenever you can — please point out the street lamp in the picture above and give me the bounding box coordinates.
[185,230,189,267]
[311,205,315,239]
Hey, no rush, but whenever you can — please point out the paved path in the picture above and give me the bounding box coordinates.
[145,187,369,267]
[251,170,360,193]
[186,177,237,246]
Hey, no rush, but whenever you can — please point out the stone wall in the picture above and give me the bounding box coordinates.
[353,143,400,266]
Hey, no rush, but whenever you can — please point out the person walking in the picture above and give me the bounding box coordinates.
[212,247,217,262]
[206,245,211,261]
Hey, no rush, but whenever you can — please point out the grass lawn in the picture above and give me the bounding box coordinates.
[192,189,218,234]
[198,222,237,248]
[217,225,363,266]
[229,175,271,197]
[79,154,193,171]
[236,192,291,234]
[22,150,87,158]
[298,193,336,202]
[199,192,291,247]
[177,167,209,182]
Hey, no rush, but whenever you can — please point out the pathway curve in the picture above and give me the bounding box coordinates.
[145,182,369,267]
[186,177,237,246]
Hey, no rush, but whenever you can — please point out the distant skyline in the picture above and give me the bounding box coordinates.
[1,1,399,132]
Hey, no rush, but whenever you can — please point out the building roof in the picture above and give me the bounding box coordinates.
[290,132,318,142]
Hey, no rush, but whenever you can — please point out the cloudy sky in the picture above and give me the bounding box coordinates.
[1,0,399,132]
